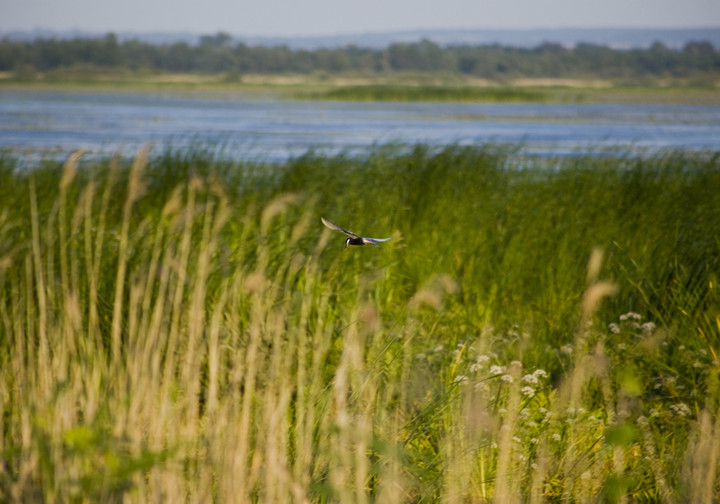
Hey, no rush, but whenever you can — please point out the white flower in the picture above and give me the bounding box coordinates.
[522,374,539,385]
[469,363,483,373]
[560,344,573,355]
[490,365,505,375]
[609,323,621,334]
[551,433,561,442]
[434,345,444,352]
[521,386,535,397]
[454,375,469,384]
[510,360,523,368]
[501,374,514,383]
[533,369,548,379]
[416,353,426,360]
[474,382,490,393]
[641,322,656,333]
[620,312,642,321]
[476,355,490,363]
[530,437,539,444]
[670,403,692,417]
[512,436,522,444]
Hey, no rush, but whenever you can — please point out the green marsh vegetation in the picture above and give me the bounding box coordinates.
[3,72,720,106]
[0,144,719,502]
[305,85,551,103]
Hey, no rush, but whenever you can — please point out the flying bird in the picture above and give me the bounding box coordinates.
[321,216,391,248]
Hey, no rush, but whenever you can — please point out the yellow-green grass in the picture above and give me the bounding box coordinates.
[0,144,719,502]
[2,71,719,104]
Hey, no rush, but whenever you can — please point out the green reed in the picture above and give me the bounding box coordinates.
[0,144,718,502]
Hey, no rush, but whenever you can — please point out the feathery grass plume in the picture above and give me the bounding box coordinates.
[110,145,148,370]
[492,360,524,503]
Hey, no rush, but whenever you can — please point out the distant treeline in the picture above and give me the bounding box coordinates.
[1,32,718,79]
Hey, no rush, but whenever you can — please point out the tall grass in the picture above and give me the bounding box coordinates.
[0,144,719,502]
[309,85,551,103]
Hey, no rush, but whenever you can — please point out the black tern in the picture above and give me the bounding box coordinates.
[321,216,391,248]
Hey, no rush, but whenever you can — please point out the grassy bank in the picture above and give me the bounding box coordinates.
[1,145,719,502]
[2,71,719,104]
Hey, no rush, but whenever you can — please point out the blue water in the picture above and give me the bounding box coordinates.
[1,89,719,162]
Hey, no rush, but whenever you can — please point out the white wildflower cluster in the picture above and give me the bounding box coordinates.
[668,343,714,378]
[473,381,490,393]
[518,368,548,398]
[641,321,656,333]
[520,386,535,398]
[469,354,490,373]
[522,369,547,385]
[611,311,657,336]
[489,365,506,375]
[670,402,692,417]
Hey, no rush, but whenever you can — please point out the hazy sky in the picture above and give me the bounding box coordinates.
[1,0,718,36]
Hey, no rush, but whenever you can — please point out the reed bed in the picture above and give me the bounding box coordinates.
[0,144,719,502]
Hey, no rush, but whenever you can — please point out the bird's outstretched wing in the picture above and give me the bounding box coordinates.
[321,216,361,239]
[364,237,392,245]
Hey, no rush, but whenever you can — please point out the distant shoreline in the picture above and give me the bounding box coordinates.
[2,73,719,105]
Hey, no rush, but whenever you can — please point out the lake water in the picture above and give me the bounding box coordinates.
[1,88,719,162]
